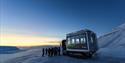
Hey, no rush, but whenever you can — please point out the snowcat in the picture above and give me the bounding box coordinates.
[62,29,98,58]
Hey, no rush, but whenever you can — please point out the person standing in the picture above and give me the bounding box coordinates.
[42,48,45,57]
[51,48,53,56]
[58,47,61,55]
[45,48,48,55]
[48,48,50,56]
[55,47,58,56]
[54,47,57,56]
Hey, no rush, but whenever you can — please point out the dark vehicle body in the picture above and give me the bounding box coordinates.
[62,29,98,57]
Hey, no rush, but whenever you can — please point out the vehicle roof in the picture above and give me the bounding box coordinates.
[66,29,95,37]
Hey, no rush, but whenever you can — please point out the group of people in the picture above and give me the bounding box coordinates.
[42,47,61,57]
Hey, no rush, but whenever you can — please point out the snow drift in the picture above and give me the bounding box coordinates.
[98,23,125,58]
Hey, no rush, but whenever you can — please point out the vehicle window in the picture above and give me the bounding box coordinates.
[81,37,86,43]
[68,38,70,44]
[91,36,93,43]
[81,38,83,43]
[83,37,86,43]
[76,38,79,44]
[72,38,75,44]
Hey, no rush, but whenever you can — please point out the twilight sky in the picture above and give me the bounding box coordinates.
[0,0,125,46]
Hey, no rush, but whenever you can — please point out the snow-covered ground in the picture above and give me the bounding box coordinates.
[1,23,125,63]
[1,47,125,63]
[0,46,50,63]
[98,23,125,59]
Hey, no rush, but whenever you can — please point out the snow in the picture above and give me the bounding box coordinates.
[0,46,50,63]
[1,45,125,63]
[114,23,125,30]
[97,47,125,58]
[98,23,125,58]
[0,48,38,63]
[1,23,125,63]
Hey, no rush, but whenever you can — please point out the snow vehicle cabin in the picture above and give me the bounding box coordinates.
[62,29,98,58]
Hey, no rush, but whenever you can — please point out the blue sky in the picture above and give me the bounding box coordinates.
[1,0,125,39]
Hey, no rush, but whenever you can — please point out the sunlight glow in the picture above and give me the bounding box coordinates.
[0,33,61,46]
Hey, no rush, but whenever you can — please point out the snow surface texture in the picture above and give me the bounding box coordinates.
[0,46,50,63]
[1,23,125,63]
[98,23,125,59]
[1,46,125,63]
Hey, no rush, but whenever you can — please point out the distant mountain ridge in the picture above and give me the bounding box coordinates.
[0,46,19,54]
